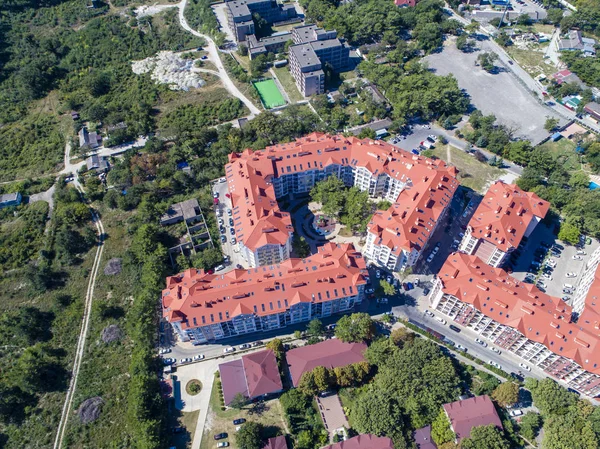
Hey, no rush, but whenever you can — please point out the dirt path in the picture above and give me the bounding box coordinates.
[177,0,261,117]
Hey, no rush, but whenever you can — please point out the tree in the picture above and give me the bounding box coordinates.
[266,338,284,359]
[542,411,598,449]
[298,370,318,396]
[431,409,455,445]
[558,222,581,245]
[312,366,333,392]
[503,141,532,166]
[310,176,346,217]
[380,280,396,296]
[0,307,53,346]
[524,378,577,416]
[15,344,68,394]
[307,319,324,337]
[546,8,564,24]
[460,424,510,449]
[519,412,542,441]
[491,382,519,407]
[357,128,376,139]
[465,21,480,34]
[236,421,264,449]
[0,383,34,425]
[477,52,498,73]
[544,117,560,132]
[456,34,471,52]
[335,313,376,342]
[292,234,311,258]
[340,187,371,232]
[390,327,414,347]
[192,247,224,270]
[228,392,246,409]
[351,388,405,441]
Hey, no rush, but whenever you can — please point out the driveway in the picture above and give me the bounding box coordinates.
[317,394,349,440]
[426,38,564,145]
[212,3,237,45]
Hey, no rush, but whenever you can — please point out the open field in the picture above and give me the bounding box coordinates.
[426,40,560,144]
[273,67,304,103]
[506,45,555,79]
[432,145,506,193]
[254,79,286,109]
[537,138,580,171]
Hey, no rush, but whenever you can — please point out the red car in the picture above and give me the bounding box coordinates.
[214,198,219,205]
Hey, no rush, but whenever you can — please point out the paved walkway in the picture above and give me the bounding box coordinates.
[317,394,349,441]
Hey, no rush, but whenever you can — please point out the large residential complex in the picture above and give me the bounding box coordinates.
[226,133,458,269]
[458,181,549,267]
[288,25,350,96]
[162,242,367,343]
[430,252,600,396]
[572,246,600,315]
[226,0,297,42]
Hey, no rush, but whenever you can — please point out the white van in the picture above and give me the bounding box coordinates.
[435,316,447,325]
[563,283,575,289]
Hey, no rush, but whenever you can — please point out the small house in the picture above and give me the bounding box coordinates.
[0,192,22,209]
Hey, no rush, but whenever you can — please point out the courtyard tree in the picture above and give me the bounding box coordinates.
[460,424,510,449]
[266,338,284,359]
[312,365,333,392]
[518,412,542,442]
[340,187,371,233]
[298,371,318,396]
[292,234,311,258]
[491,382,519,407]
[335,313,376,343]
[230,392,247,410]
[380,280,396,296]
[236,421,264,449]
[307,319,325,337]
[431,408,455,445]
[310,176,346,217]
[558,222,581,245]
[351,388,405,442]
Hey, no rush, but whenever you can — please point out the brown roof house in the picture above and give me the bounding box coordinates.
[324,434,394,449]
[286,339,367,387]
[413,425,437,449]
[443,395,502,442]
[219,349,283,405]
[263,436,288,449]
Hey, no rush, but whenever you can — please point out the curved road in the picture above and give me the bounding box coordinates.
[177,0,261,116]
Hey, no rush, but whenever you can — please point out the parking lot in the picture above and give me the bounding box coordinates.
[426,39,563,145]
[507,223,600,303]
[212,178,249,272]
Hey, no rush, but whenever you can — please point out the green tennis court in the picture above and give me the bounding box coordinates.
[253,79,286,109]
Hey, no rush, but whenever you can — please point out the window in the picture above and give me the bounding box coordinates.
[261,304,266,312]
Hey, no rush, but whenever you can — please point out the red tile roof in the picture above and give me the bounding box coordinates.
[367,168,458,254]
[437,253,600,375]
[226,132,458,253]
[324,434,394,449]
[286,339,367,387]
[219,349,282,405]
[443,395,502,441]
[264,436,288,449]
[395,0,417,5]
[467,181,549,252]
[162,243,367,328]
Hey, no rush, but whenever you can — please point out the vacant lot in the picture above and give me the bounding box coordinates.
[537,138,580,172]
[506,45,554,79]
[426,41,561,145]
[432,145,506,193]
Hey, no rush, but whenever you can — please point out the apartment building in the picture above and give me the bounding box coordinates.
[226,132,458,269]
[459,181,549,267]
[247,32,291,59]
[288,24,349,96]
[572,246,600,315]
[226,0,297,42]
[430,252,600,397]
[162,243,368,343]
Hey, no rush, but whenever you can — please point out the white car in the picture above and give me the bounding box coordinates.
[456,344,467,352]
[227,209,232,216]
[491,347,502,354]
[426,253,435,263]
[219,177,226,183]
[386,275,392,283]
[217,443,229,448]
[475,338,487,347]
[566,272,578,278]
[435,316,447,325]
[365,287,375,294]
[563,283,575,289]
[541,273,552,280]
[159,348,171,355]
[546,259,557,267]
[425,310,435,317]
[181,357,192,364]
[573,255,583,260]
[519,363,531,372]
[576,250,586,255]
[378,297,389,304]
[224,347,236,353]
[193,354,205,361]
[509,409,523,417]
[537,281,547,289]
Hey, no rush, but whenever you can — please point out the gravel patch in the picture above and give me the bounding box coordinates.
[103,258,122,276]
[101,324,123,344]
[132,51,206,91]
[77,397,104,424]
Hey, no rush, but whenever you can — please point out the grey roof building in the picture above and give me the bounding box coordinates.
[226,0,297,42]
[247,32,292,59]
[79,127,102,149]
[160,199,203,226]
[0,192,22,209]
[86,154,110,172]
[558,29,596,56]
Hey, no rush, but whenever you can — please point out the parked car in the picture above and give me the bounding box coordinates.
[563,288,573,294]
[215,264,225,271]
[213,192,219,198]
[365,287,375,294]
[159,348,171,354]
[252,341,263,347]
[519,363,531,372]
[223,347,235,354]
[229,218,234,226]
[563,283,575,289]
[537,281,547,289]
[406,282,414,290]
[573,255,583,260]
[491,347,502,354]
[546,259,557,268]
[220,235,227,243]
[233,418,246,425]
[217,442,229,448]
[239,344,251,349]
[425,310,435,317]
[456,344,467,352]
[449,324,461,333]
[426,253,435,263]
[566,272,578,278]
[475,338,487,347]
[227,209,232,216]
[509,409,523,417]
[435,316,447,325]
[181,357,192,364]
[194,354,205,361]
[214,432,228,440]
[376,270,381,279]
[163,358,176,365]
